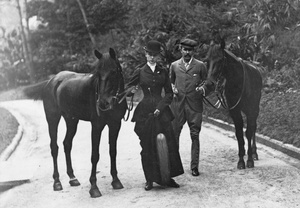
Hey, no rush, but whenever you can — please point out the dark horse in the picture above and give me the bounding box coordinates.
[23,48,127,197]
[204,39,263,169]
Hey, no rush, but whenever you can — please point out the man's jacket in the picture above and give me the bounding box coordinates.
[169,58,207,113]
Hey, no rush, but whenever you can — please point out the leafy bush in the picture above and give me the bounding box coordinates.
[259,91,300,147]
[204,90,300,148]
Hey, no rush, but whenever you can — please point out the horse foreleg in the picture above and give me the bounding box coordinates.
[89,122,104,198]
[108,121,123,189]
[63,117,80,187]
[230,110,245,169]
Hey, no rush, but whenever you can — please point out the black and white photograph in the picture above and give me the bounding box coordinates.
[0,0,300,207]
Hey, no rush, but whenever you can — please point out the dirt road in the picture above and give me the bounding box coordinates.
[0,100,299,208]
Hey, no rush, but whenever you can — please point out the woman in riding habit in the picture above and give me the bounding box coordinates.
[125,40,184,191]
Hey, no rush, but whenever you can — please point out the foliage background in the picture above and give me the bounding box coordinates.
[1,0,300,148]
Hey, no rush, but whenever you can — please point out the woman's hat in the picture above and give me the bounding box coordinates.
[144,40,162,54]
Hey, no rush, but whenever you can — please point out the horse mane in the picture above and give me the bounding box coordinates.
[206,43,243,64]
[90,53,111,87]
[206,44,220,59]
[90,53,112,75]
[89,52,124,91]
[224,49,243,62]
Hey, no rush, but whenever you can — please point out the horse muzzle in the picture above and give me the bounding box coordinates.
[96,97,115,116]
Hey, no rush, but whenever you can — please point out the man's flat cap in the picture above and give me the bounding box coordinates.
[180,38,198,49]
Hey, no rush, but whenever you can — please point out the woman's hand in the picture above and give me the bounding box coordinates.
[131,86,138,94]
[153,109,160,117]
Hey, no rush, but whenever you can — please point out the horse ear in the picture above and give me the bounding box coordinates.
[94,50,103,60]
[109,48,116,60]
[220,39,225,50]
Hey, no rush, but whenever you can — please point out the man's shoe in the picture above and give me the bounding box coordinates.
[167,179,180,188]
[192,168,200,176]
[144,181,153,191]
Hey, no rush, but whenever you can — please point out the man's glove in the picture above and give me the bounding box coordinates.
[195,86,205,96]
[172,84,178,95]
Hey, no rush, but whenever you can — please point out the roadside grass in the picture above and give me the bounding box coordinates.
[0,107,19,155]
[0,87,25,155]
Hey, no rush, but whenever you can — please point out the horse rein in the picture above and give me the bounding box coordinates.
[116,85,136,121]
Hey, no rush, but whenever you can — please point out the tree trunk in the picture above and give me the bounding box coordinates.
[24,0,35,82]
[16,0,34,83]
[75,0,97,48]
[66,0,73,55]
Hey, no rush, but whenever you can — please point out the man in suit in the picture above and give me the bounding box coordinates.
[169,38,207,176]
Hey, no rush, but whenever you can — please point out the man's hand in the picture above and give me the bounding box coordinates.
[153,109,160,117]
[172,84,178,95]
[196,86,205,95]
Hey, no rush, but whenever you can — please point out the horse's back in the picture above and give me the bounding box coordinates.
[244,61,263,87]
[242,61,263,115]
[50,71,90,85]
[44,71,95,120]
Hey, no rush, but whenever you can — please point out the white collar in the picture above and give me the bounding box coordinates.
[147,62,156,72]
[183,57,193,66]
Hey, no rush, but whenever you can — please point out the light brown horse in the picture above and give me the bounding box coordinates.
[204,39,263,169]
[23,48,127,197]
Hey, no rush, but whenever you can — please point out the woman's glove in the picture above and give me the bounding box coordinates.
[131,86,138,94]
[153,109,160,117]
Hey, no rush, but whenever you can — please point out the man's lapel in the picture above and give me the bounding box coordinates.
[179,59,186,72]
[186,58,195,72]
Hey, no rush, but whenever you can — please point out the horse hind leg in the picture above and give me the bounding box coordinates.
[45,109,63,191]
[252,134,258,161]
[230,110,246,169]
[108,120,123,189]
[245,116,258,168]
[250,113,259,161]
[63,116,80,187]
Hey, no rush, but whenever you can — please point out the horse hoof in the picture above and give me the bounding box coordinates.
[111,179,124,189]
[247,160,254,168]
[237,161,246,169]
[89,187,102,198]
[53,181,63,191]
[252,153,259,161]
[69,178,80,186]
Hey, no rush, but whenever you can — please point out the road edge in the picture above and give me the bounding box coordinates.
[203,116,300,161]
[0,108,24,162]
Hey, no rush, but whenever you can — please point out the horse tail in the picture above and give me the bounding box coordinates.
[23,80,48,100]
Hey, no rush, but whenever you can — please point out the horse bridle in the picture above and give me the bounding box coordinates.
[206,50,246,110]
[95,67,123,112]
